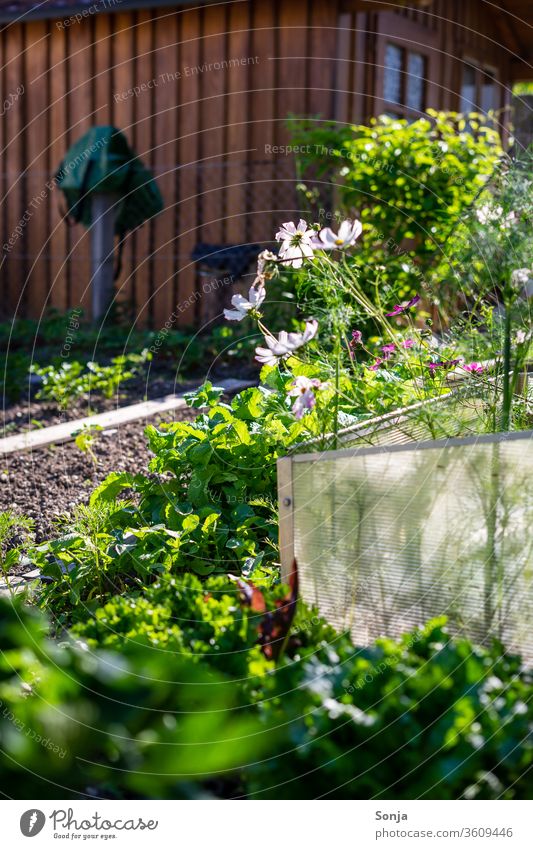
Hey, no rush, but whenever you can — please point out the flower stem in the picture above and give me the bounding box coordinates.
[500,305,512,432]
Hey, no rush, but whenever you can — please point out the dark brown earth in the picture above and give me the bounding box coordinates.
[0,406,198,546]
[1,370,197,436]
[2,360,257,436]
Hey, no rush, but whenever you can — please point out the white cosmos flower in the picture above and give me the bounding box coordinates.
[476,204,515,229]
[255,319,318,366]
[476,204,502,225]
[314,219,362,250]
[224,285,265,321]
[275,219,315,268]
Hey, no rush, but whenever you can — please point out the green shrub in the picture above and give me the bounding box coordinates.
[289,111,503,309]
[0,593,272,799]
[248,619,533,799]
[0,352,31,402]
[33,382,306,617]
[2,587,530,800]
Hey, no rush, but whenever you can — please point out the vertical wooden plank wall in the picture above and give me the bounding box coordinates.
[249,0,276,246]
[111,12,136,318]
[24,20,50,320]
[176,6,201,322]
[68,15,95,312]
[225,2,251,252]
[3,24,27,318]
[0,0,343,327]
[152,7,179,329]
[132,8,155,325]
[49,19,69,312]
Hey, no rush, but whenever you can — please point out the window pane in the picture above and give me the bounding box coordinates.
[384,43,403,104]
[460,66,476,112]
[481,69,497,114]
[406,52,426,111]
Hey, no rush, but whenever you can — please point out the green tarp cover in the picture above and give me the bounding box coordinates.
[55,126,163,234]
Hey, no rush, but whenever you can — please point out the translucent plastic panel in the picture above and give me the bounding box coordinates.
[292,433,533,660]
[293,379,502,455]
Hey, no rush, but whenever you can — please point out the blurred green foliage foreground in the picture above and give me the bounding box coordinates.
[1,575,531,800]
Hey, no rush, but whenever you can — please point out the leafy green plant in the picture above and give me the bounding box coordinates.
[30,360,85,408]
[32,499,138,618]
[31,350,150,408]
[0,511,34,595]
[31,380,315,618]
[71,571,283,672]
[73,423,103,467]
[248,617,533,800]
[2,584,530,799]
[288,111,503,313]
[0,593,272,799]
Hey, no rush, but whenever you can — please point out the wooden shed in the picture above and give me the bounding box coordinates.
[1,0,532,327]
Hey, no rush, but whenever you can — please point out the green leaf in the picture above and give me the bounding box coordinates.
[184,381,225,408]
[182,514,200,533]
[189,560,217,576]
[90,472,137,506]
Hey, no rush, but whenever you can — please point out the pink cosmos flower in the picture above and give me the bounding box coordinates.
[255,319,319,366]
[402,338,415,348]
[287,376,328,420]
[275,219,315,268]
[314,219,363,250]
[386,295,421,316]
[381,343,396,354]
[426,359,461,373]
[463,362,484,374]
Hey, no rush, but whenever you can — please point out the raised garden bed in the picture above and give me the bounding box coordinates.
[0,410,196,547]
